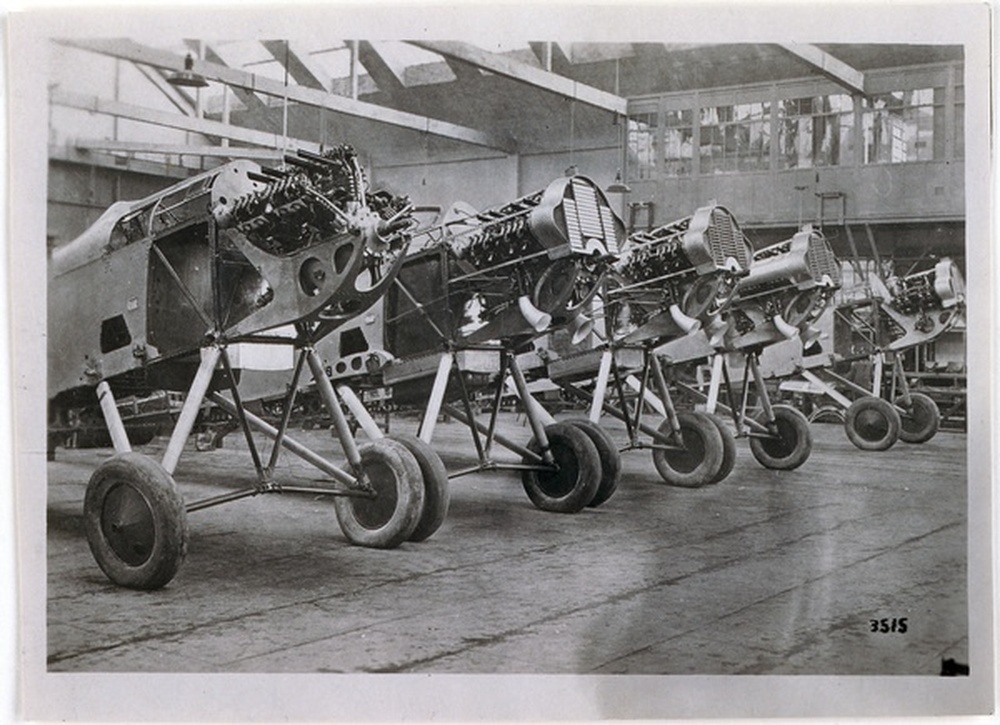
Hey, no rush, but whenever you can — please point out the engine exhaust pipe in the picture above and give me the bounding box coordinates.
[801,324,822,346]
[518,295,552,333]
[705,316,729,347]
[669,303,702,335]
[569,312,594,345]
[772,314,800,339]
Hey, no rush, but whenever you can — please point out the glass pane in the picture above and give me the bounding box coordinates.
[700,103,770,173]
[627,113,658,180]
[741,119,770,171]
[700,124,723,174]
[664,109,693,127]
[663,126,693,176]
[777,95,853,168]
[781,116,813,169]
[862,88,939,163]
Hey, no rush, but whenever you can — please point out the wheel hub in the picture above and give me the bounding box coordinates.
[855,409,890,440]
[101,482,156,567]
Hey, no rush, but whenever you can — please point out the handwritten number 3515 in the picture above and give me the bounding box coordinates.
[869,617,908,633]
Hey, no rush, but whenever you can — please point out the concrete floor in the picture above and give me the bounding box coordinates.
[46,413,968,675]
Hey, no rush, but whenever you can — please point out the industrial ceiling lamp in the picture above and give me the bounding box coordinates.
[168,53,209,88]
[606,169,631,194]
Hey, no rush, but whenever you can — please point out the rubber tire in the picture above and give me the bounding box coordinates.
[387,433,451,542]
[521,422,602,513]
[334,438,425,549]
[564,418,621,507]
[83,453,189,590]
[651,411,725,488]
[748,404,813,470]
[896,393,940,444]
[844,397,901,451]
[704,413,737,483]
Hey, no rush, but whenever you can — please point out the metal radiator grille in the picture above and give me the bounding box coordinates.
[563,178,620,255]
[805,234,842,285]
[705,208,752,269]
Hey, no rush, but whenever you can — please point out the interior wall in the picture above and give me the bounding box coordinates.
[369,141,621,218]
[370,155,520,217]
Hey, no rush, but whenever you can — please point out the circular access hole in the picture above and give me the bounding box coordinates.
[299,257,326,296]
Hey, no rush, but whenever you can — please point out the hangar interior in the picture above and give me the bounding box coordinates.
[44,37,969,679]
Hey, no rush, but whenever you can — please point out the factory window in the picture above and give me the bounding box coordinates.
[778,94,854,169]
[663,109,694,176]
[700,102,770,174]
[627,112,658,180]
[862,88,944,163]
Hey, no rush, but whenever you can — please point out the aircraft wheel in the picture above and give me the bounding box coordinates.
[704,413,738,483]
[83,453,188,590]
[335,439,424,549]
[749,404,812,470]
[896,393,940,444]
[387,433,450,542]
[521,422,601,513]
[651,411,725,488]
[564,418,621,507]
[844,397,901,451]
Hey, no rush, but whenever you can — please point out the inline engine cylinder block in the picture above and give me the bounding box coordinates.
[609,204,753,343]
[404,175,625,346]
[725,227,842,345]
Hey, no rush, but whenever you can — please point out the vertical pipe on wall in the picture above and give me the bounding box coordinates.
[221,85,230,148]
[112,58,120,142]
[281,40,289,156]
[944,63,956,161]
[196,41,205,121]
[350,40,360,101]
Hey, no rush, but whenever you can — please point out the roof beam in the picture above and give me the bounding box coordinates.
[130,63,222,146]
[528,42,572,75]
[56,38,515,153]
[776,43,866,95]
[51,89,322,152]
[409,40,626,115]
[262,40,330,90]
[184,40,281,131]
[70,138,287,161]
[50,144,196,178]
[132,64,196,116]
[356,41,407,97]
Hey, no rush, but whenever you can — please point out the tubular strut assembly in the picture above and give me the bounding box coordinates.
[555,346,693,453]
[675,350,785,438]
[95,344,380,516]
[411,346,560,480]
